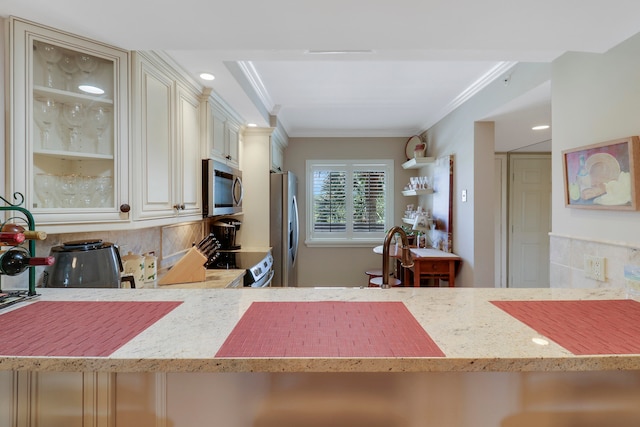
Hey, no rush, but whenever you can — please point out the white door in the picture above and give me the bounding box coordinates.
[509,154,551,288]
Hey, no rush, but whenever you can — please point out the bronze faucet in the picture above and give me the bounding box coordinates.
[381,226,414,288]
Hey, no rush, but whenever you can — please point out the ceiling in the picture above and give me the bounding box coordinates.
[4,0,640,149]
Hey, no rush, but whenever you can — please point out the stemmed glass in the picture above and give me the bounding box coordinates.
[58,174,79,208]
[89,106,111,153]
[34,41,62,88]
[58,51,79,92]
[77,175,96,208]
[93,176,113,208]
[33,98,59,149]
[62,103,86,152]
[34,173,56,208]
[75,53,100,93]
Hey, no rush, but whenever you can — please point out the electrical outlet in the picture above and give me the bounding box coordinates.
[584,255,607,281]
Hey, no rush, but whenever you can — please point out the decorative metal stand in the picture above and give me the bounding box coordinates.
[1,192,40,309]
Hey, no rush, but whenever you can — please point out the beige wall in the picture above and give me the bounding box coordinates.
[549,32,640,288]
[285,137,412,287]
[425,63,551,287]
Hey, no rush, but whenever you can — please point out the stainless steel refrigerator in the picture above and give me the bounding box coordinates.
[270,172,299,287]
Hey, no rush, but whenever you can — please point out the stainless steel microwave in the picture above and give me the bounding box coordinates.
[202,159,243,216]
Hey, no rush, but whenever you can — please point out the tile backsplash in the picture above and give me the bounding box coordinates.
[0,221,204,289]
[550,233,640,290]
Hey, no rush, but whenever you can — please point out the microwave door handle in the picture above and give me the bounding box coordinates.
[233,177,244,206]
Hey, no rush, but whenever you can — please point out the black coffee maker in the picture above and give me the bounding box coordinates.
[211,219,242,250]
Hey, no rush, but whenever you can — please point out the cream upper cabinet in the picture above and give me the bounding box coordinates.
[131,52,202,221]
[203,93,241,169]
[6,17,130,228]
[270,129,287,173]
[175,83,202,216]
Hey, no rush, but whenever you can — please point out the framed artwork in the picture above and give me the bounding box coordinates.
[563,136,640,210]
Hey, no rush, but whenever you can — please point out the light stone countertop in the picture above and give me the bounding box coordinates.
[0,287,639,373]
[141,269,246,289]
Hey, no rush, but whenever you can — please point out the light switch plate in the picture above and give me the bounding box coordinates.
[461,189,467,202]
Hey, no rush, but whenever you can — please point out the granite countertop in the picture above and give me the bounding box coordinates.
[0,287,638,373]
[141,269,245,289]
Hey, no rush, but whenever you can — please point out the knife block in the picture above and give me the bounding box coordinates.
[158,247,206,285]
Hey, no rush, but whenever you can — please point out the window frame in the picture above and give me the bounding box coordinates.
[305,159,394,247]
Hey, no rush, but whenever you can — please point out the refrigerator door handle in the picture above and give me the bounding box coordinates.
[291,194,299,268]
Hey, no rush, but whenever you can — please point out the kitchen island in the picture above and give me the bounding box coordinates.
[1,287,639,426]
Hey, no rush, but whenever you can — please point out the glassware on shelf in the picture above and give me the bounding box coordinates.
[75,54,103,95]
[34,173,56,208]
[93,176,113,208]
[34,40,62,88]
[58,51,79,92]
[89,106,111,154]
[62,103,86,152]
[58,174,79,208]
[77,175,96,208]
[33,97,59,150]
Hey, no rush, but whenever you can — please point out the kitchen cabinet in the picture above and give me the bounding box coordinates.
[131,51,202,221]
[203,93,242,169]
[270,129,286,172]
[6,17,130,227]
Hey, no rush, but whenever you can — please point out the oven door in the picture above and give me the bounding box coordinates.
[251,270,274,288]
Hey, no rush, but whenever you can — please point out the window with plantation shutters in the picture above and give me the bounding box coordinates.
[306,159,394,246]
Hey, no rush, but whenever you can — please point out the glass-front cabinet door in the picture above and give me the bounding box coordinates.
[7,18,129,226]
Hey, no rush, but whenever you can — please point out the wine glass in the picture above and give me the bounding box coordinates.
[93,176,113,207]
[34,41,62,88]
[58,51,78,91]
[75,54,102,94]
[62,103,86,152]
[77,175,96,208]
[58,174,79,208]
[34,173,56,208]
[33,98,59,149]
[89,106,111,153]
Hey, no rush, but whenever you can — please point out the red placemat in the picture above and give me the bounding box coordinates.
[215,301,445,357]
[0,301,182,357]
[491,299,640,355]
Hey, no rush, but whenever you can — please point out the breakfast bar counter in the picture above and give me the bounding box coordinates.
[2,286,640,427]
[1,286,639,373]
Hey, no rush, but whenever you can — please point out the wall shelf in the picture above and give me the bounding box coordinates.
[402,157,435,169]
[402,188,434,196]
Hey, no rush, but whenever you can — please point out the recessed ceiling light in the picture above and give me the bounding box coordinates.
[247,123,257,127]
[199,73,215,81]
[532,125,550,130]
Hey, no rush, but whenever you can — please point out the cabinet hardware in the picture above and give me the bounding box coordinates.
[119,204,131,213]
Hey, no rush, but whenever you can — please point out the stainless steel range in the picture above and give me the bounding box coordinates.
[206,251,274,287]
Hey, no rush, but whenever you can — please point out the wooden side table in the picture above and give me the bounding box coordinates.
[401,250,460,287]
[373,246,460,287]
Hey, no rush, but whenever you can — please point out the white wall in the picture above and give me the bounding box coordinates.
[425,63,551,287]
[548,32,640,289]
[551,32,640,244]
[285,137,412,287]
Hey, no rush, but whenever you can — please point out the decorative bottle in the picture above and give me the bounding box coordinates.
[0,247,55,276]
[0,232,26,245]
[1,223,47,240]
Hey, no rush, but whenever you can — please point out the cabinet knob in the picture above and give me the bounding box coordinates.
[119,204,131,213]
[174,203,186,211]
[226,155,232,160]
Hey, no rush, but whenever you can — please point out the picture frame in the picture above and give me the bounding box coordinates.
[563,136,640,210]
